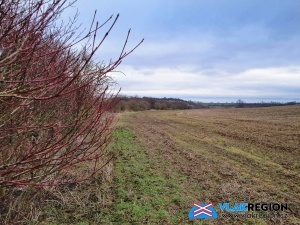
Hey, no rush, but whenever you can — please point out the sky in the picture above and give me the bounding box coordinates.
[64,0,300,102]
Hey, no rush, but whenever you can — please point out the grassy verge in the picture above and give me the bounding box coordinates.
[42,125,193,224]
[106,127,191,224]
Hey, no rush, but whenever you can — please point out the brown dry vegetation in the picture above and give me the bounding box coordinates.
[120,105,300,224]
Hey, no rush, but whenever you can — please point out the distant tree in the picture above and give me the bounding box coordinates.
[153,101,167,110]
[236,99,246,108]
[160,102,167,110]
[128,100,139,111]
[139,100,150,111]
[154,102,162,110]
[120,101,127,111]
[286,101,296,105]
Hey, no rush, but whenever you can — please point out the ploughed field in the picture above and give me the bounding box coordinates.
[111,105,300,224]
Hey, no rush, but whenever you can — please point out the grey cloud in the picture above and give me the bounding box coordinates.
[72,0,300,102]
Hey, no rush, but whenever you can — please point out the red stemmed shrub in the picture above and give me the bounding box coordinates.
[0,0,142,223]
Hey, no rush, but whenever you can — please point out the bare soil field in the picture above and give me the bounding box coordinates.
[118,105,300,224]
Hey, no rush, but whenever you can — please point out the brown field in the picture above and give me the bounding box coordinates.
[43,105,300,224]
[119,105,300,224]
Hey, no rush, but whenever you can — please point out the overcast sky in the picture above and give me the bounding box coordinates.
[66,0,300,102]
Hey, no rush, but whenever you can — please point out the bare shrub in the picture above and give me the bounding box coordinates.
[0,0,143,223]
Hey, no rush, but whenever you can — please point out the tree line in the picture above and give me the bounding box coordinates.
[112,96,299,112]
[112,96,207,112]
